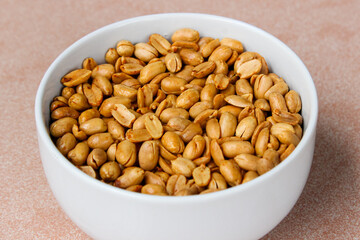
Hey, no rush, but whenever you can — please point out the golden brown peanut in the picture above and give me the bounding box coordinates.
[119,63,143,75]
[113,84,137,102]
[183,135,206,160]
[242,171,259,184]
[226,50,239,66]
[238,106,255,122]
[61,69,91,87]
[82,57,97,70]
[280,144,296,161]
[234,153,259,171]
[208,172,227,190]
[111,104,136,128]
[161,131,185,154]
[285,90,302,113]
[50,117,78,138]
[116,40,135,57]
[193,109,218,127]
[87,133,114,150]
[171,28,200,43]
[235,116,258,140]
[221,140,255,158]
[159,107,189,124]
[254,107,265,124]
[268,92,288,112]
[264,82,289,100]
[224,95,253,108]
[213,60,229,75]
[210,139,225,166]
[161,76,187,95]
[164,53,182,73]
[68,93,90,111]
[100,162,121,182]
[251,121,272,146]
[68,141,89,166]
[209,45,233,62]
[189,101,213,119]
[91,64,115,80]
[212,94,226,110]
[213,73,230,90]
[126,129,152,143]
[83,83,103,107]
[144,115,163,139]
[107,143,117,161]
[171,157,196,178]
[272,109,300,125]
[235,78,253,96]
[61,87,75,99]
[112,72,134,83]
[220,38,244,53]
[92,76,113,96]
[294,124,303,139]
[253,75,273,99]
[166,174,187,195]
[263,149,280,166]
[141,184,167,195]
[105,48,119,65]
[179,122,203,143]
[79,118,107,135]
[192,164,211,187]
[191,61,216,78]
[138,61,166,85]
[201,39,220,58]
[220,82,236,96]
[72,124,87,141]
[116,140,137,167]
[126,185,143,192]
[271,126,300,146]
[87,148,107,169]
[254,99,271,112]
[236,59,262,79]
[114,167,145,189]
[218,111,237,138]
[219,160,242,186]
[144,171,165,187]
[268,134,280,150]
[200,83,218,102]
[218,106,242,119]
[179,48,204,66]
[79,165,97,178]
[78,109,100,125]
[167,117,191,132]
[176,89,200,109]
[175,65,194,82]
[255,127,269,157]
[56,133,77,155]
[133,112,154,130]
[149,33,171,55]
[50,100,68,112]
[107,119,125,141]
[256,158,274,175]
[154,171,170,184]
[51,107,79,120]
[138,140,159,171]
[134,42,158,62]
[206,118,221,139]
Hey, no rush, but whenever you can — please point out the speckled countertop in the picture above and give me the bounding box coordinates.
[1,0,359,239]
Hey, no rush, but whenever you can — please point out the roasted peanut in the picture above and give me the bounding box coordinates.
[139,141,159,171]
[100,161,121,182]
[87,133,114,150]
[114,167,145,189]
[219,160,242,186]
[87,148,107,169]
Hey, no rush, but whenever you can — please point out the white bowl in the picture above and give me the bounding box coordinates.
[35,13,318,240]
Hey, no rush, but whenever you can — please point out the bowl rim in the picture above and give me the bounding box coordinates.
[35,13,318,203]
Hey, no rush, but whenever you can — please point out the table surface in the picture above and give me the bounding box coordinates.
[1,0,359,239]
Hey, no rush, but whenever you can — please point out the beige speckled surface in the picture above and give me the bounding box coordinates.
[1,0,359,239]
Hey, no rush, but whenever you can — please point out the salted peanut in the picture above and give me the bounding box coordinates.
[68,93,90,111]
[72,124,87,141]
[143,115,163,139]
[208,172,227,190]
[50,99,68,112]
[268,92,288,112]
[206,118,221,139]
[82,83,103,107]
[165,94,177,108]
[175,89,199,110]
[192,164,211,187]
[105,48,119,65]
[219,160,242,186]
[51,107,79,120]
[144,171,165,187]
[255,127,269,157]
[166,174,187,195]
[141,184,167,195]
[179,48,204,66]
[271,125,300,146]
[221,140,254,158]
[61,69,91,87]
[210,139,225,166]
[77,109,99,125]
[107,119,125,141]
[218,105,242,118]
[238,106,255,122]
[213,60,229,75]
[164,53,182,73]
[87,148,107,169]
[92,76,112,96]
[280,144,296,161]
[235,78,253,96]
[209,45,233,62]
[167,117,191,131]
[149,33,171,55]
[226,50,239,66]
[158,157,174,175]
[171,28,200,43]
[126,185,143,192]
[118,56,146,66]
[179,122,203,143]
[154,171,170,184]
[56,132,77,155]
[266,116,277,125]
[201,39,220,58]
[82,57,97,70]
[119,63,143,75]
[161,76,187,95]
[175,65,194,82]
[257,158,274,175]
[193,136,211,165]
[213,73,230,90]
[189,78,206,88]
[285,90,302,113]
[205,74,216,84]
[183,135,206,160]
[107,143,117,161]
[50,117,77,138]
[219,112,237,138]
[270,123,295,134]
[134,43,158,62]
[264,82,289,99]
[242,171,259,184]
[138,141,159,171]
[263,149,280,166]
[189,101,213,119]
[159,108,189,124]
[79,165,97,178]
[194,109,217,126]
[212,94,225,109]
[116,40,135,57]
[126,129,152,143]
[254,99,271,112]
[116,140,137,167]
[114,167,145,189]
[200,83,218,102]
[254,107,265,124]
[235,52,268,75]
[113,84,137,102]
[161,131,185,154]
[172,40,199,51]
[91,64,115,80]
[220,38,244,53]
[236,59,262,79]
[171,157,196,178]
[100,162,121,182]
[294,124,302,139]
[191,61,216,78]
[110,103,135,128]
[268,134,280,150]
[198,37,214,49]
[272,109,300,125]
[138,61,166,85]
[234,153,259,171]
[251,121,272,146]
[61,87,75,99]
[254,74,273,99]
[224,95,253,108]
[79,118,107,135]
[277,143,287,155]
[112,72,134,84]
[87,133,114,150]
[235,116,257,140]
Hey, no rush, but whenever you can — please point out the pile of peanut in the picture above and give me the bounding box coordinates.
[49,28,303,196]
